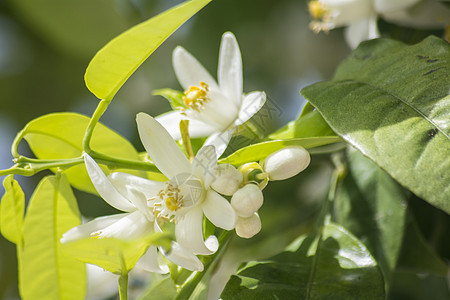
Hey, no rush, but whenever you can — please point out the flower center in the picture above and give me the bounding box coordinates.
[149,173,205,222]
[308,1,333,33]
[183,82,210,111]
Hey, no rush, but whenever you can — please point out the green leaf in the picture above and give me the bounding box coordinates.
[20,174,86,300]
[21,112,147,194]
[222,222,385,299]
[154,88,186,110]
[140,277,177,300]
[85,0,212,101]
[0,175,25,245]
[397,217,448,276]
[334,148,408,289]
[61,233,172,275]
[219,137,341,166]
[268,109,336,140]
[301,36,450,213]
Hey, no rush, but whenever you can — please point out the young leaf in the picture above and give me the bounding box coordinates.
[301,36,450,214]
[21,112,149,193]
[334,149,408,290]
[221,223,385,299]
[154,88,187,110]
[219,137,341,166]
[0,175,25,245]
[61,233,172,275]
[268,109,336,140]
[20,174,86,300]
[85,0,212,101]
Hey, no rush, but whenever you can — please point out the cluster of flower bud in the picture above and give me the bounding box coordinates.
[210,146,311,239]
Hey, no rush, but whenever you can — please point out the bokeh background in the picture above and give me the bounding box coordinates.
[0,0,448,299]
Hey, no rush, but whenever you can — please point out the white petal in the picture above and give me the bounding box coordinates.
[175,206,218,255]
[204,128,235,159]
[374,0,421,14]
[218,32,243,108]
[172,46,220,91]
[156,111,218,140]
[84,154,136,212]
[61,213,128,243]
[161,242,204,271]
[94,211,152,240]
[344,15,380,49]
[108,172,164,199]
[323,0,374,27]
[126,188,155,222]
[135,246,169,274]
[192,145,217,187]
[235,92,266,126]
[136,113,191,179]
[203,190,237,230]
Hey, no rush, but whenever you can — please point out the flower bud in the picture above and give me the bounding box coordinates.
[211,164,243,196]
[238,162,268,189]
[235,213,262,239]
[231,184,263,218]
[261,146,310,180]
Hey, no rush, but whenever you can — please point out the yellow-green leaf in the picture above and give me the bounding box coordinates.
[20,174,86,300]
[61,233,172,275]
[0,175,25,245]
[85,0,212,101]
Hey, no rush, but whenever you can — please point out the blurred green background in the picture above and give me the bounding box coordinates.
[0,0,448,299]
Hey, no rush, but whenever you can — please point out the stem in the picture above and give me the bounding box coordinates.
[175,231,233,300]
[119,274,128,300]
[83,99,110,154]
[11,129,26,159]
[180,120,194,161]
[89,151,160,172]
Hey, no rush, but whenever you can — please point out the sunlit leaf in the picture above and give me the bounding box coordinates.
[140,277,177,300]
[220,137,341,166]
[20,174,86,300]
[85,0,212,101]
[0,175,25,245]
[61,232,172,275]
[268,109,336,140]
[154,88,186,110]
[334,148,408,290]
[301,36,450,213]
[222,223,385,299]
[21,112,152,194]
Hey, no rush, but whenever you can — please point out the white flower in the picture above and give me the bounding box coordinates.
[308,0,449,48]
[61,154,204,272]
[211,163,243,196]
[231,184,263,218]
[137,112,237,255]
[156,32,266,157]
[260,146,311,181]
[235,213,262,239]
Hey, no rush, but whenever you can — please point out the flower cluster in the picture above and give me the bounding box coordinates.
[61,32,311,273]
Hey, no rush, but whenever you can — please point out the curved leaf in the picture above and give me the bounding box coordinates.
[20,174,86,300]
[0,175,25,245]
[85,0,212,101]
[219,137,341,166]
[222,223,385,299]
[301,36,450,213]
[21,113,160,194]
[335,149,408,290]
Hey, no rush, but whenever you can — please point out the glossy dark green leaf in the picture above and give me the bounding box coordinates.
[221,223,385,299]
[20,174,86,300]
[0,175,25,245]
[301,36,450,214]
[268,109,336,140]
[334,148,408,289]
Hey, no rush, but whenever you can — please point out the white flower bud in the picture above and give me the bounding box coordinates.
[211,164,243,196]
[261,146,310,181]
[235,213,262,239]
[231,184,263,218]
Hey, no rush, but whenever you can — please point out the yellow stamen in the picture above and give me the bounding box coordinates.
[308,1,326,20]
[165,196,179,211]
[183,82,210,111]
